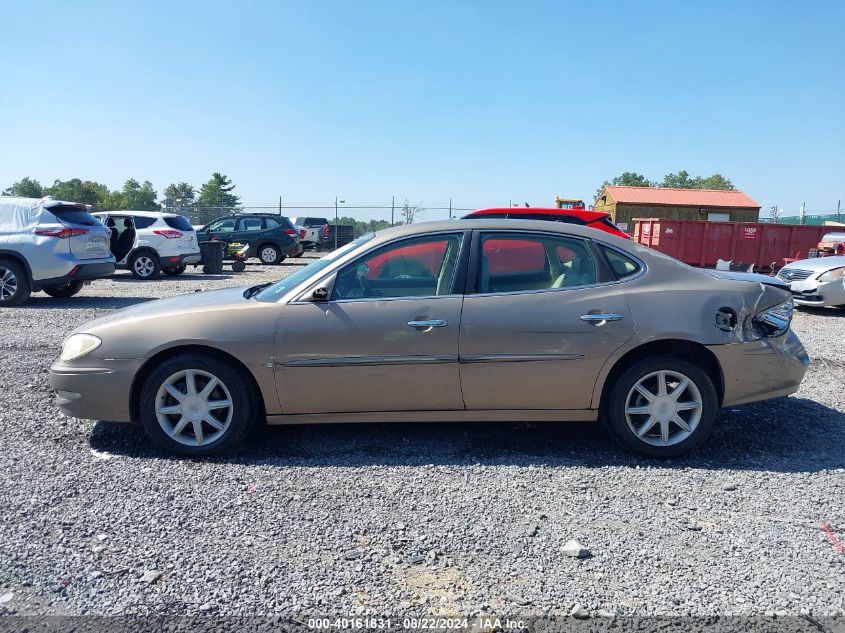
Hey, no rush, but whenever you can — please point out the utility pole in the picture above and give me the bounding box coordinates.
[800,201,806,225]
[220,195,224,215]
[278,195,282,215]
[334,196,338,250]
[449,197,452,219]
[837,199,841,223]
[770,205,779,224]
[391,195,395,226]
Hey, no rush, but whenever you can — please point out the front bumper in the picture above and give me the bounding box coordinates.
[707,330,810,407]
[786,277,845,307]
[33,260,116,290]
[49,357,143,422]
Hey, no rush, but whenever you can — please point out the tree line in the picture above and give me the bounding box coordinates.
[596,171,736,197]
[2,173,240,211]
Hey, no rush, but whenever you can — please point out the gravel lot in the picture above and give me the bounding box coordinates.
[0,254,843,620]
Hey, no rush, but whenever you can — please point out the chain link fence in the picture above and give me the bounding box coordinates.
[164,203,479,237]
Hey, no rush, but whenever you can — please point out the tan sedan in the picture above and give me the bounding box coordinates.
[49,219,809,458]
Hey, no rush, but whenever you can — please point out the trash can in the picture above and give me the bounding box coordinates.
[199,241,225,274]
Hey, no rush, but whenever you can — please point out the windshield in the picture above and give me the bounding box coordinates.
[254,233,374,302]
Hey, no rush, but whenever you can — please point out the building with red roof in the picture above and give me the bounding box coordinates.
[594,185,761,232]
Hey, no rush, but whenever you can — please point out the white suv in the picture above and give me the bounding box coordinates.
[92,211,200,280]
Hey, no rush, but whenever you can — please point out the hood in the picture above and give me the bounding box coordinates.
[77,286,255,333]
[780,255,845,273]
[705,269,790,291]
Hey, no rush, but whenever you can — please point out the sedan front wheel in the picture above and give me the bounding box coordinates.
[603,356,717,458]
[138,353,255,456]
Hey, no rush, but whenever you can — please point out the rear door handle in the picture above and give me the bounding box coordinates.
[408,319,448,331]
[580,313,623,324]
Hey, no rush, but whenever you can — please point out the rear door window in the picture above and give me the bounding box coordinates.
[163,215,194,231]
[132,216,157,229]
[477,232,597,293]
[239,217,264,231]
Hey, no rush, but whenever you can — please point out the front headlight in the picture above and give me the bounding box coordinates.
[754,300,794,338]
[60,334,102,361]
[819,267,845,283]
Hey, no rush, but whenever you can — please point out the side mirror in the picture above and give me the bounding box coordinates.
[312,287,329,301]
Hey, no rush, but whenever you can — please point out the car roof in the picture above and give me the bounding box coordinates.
[91,210,181,218]
[1,196,91,210]
[468,207,611,223]
[372,218,632,248]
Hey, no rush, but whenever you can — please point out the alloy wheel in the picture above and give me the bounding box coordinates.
[260,247,278,264]
[0,267,18,301]
[134,256,156,278]
[624,370,703,447]
[154,369,234,447]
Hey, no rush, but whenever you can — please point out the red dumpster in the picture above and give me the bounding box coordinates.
[632,218,831,272]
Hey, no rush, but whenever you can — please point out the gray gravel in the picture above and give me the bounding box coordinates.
[0,256,843,619]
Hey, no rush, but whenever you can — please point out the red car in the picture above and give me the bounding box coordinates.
[463,207,631,239]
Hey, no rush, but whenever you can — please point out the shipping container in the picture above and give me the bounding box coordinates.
[632,218,830,272]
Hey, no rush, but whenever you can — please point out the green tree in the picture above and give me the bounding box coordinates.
[660,170,696,189]
[694,173,736,190]
[595,172,655,197]
[336,216,392,238]
[163,182,196,209]
[661,171,736,190]
[198,172,239,208]
[45,179,104,206]
[3,177,44,198]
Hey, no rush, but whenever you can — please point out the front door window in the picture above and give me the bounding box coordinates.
[332,233,464,300]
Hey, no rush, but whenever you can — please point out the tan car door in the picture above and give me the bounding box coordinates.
[459,230,634,410]
[274,231,469,414]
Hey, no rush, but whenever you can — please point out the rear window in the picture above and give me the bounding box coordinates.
[303,217,329,227]
[163,215,194,231]
[48,206,99,226]
[601,245,641,278]
[133,216,157,229]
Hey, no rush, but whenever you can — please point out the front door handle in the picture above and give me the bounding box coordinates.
[580,313,623,325]
[408,319,448,331]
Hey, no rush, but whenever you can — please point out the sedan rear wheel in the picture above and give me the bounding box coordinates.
[139,353,255,456]
[603,356,717,458]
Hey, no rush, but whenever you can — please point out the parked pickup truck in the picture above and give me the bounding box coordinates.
[290,216,330,248]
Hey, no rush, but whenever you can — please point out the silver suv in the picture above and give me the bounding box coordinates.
[0,197,115,306]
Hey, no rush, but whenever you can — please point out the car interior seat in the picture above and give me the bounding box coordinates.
[114,218,136,262]
[106,217,119,253]
[552,255,595,288]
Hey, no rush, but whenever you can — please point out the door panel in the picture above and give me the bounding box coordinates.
[460,286,633,409]
[274,297,464,414]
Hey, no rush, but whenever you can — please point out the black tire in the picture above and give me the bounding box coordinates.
[43,280,84,298]
[163,264,187,276]
[231,260,246,272]
[602,355,717,458]
[257,243,282,265]
[129,251,161,280]
[138,353,256,456]
[0,259,31,306]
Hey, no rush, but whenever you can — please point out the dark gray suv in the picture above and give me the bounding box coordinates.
[0,197,115,306]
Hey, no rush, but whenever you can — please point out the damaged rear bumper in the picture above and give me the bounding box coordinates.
[707,330,809,407]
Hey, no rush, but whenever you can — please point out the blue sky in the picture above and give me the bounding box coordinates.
[1,0,843,219]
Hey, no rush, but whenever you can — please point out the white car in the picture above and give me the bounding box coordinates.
[92,211,201,279]
[777,254,845,308]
